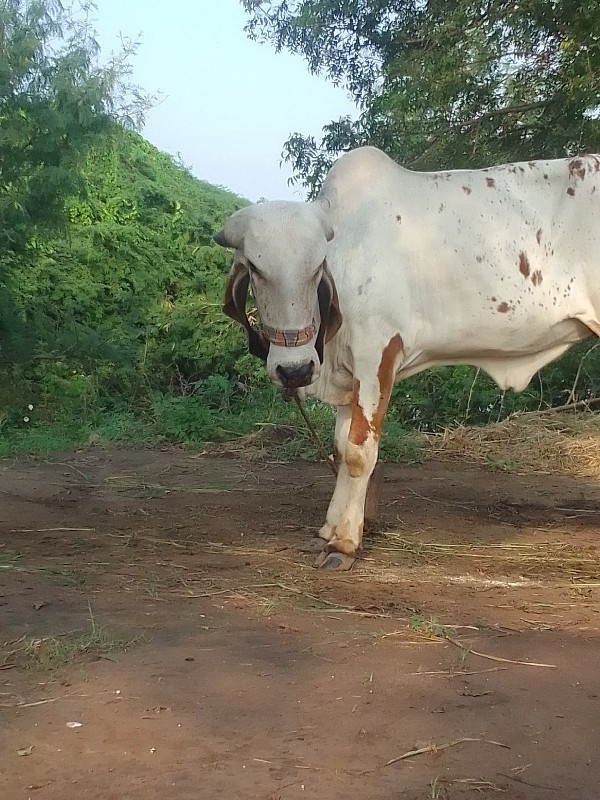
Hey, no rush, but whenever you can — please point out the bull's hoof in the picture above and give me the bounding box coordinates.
[299,537,329,554]
[314,551,357,571]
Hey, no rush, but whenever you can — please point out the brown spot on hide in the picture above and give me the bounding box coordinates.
[438,203,445,212]
[518,251,530,278]
[396,214,402,222]
[476,255,483,263]
[567,187,575,196]
[543,173,549,180]
[348,334,403,446]
[349,379,370,446]
[536,228,542,245]
[497,302,510,313]
[531,270,543,287]
[486,177,495,188]
[491,296,497,302]
[569,158,586,181]
[372,335,402,439]
[462,186,472,194]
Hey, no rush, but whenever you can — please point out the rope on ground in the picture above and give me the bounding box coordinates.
[289,392,338,477]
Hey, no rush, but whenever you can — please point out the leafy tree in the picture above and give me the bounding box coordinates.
[0,126,247,420]
[0,0,159,417]
[0,0,149,247]
[243,0,600,193]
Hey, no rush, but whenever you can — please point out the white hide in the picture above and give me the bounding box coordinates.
[311,147,599,405]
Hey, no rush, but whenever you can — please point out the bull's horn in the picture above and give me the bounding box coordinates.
[213,228,228,247]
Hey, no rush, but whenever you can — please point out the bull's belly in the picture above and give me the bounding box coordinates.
[309,313,594,404]
[398,317,592,391]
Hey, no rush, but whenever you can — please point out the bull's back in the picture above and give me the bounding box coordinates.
[323,148,599,313]
[321,148,599,389]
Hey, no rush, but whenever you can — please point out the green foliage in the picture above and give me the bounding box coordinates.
[243,1,600,189]
[0,0,150,248]
[409,614,450,638]
[0,124,247,426]
[21,618,134,671]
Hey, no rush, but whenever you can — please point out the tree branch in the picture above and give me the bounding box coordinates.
[409,100,551,167]
[515,396,600,417]
[456,100,551,130]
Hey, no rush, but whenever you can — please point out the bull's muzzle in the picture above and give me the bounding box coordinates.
[276,360,315,389]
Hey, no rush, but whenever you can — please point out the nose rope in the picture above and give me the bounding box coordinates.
[289,392,338,477]
[261,320,316,348]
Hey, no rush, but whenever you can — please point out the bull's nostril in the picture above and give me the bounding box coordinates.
[276,361,315,388]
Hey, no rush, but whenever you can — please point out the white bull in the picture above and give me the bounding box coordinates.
[214,146,600,570]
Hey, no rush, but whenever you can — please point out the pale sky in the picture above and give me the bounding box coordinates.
[91,0,358,201]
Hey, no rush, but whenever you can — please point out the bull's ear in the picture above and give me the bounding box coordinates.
[315,260,342,363]
[223,262,269,361]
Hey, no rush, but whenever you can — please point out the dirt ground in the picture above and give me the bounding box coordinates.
[1,446,600,799]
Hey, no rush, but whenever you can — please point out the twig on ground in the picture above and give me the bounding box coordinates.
[445,635,557,668]
[251,582,351,609]
[452,777,506,793]
[10,527,95,533]
[361,737,510,774]
[498,772,558,791]
[405,667,507,677]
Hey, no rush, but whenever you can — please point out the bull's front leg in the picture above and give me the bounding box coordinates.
[310,404,351,543]
[314,335,402,571]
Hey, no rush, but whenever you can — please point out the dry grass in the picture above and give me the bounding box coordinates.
[368,531,600,582]
[202,424,299,461]
[204,411,600,479]
[426,412,600,478]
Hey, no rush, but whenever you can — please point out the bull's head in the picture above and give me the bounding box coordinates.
[213,201,342,390]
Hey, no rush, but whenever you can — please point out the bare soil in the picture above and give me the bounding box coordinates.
[1,446,600,799]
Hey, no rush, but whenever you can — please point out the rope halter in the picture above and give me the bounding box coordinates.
[260,319,317,348]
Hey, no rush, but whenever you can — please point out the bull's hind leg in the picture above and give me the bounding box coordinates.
[316,335,403,570]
